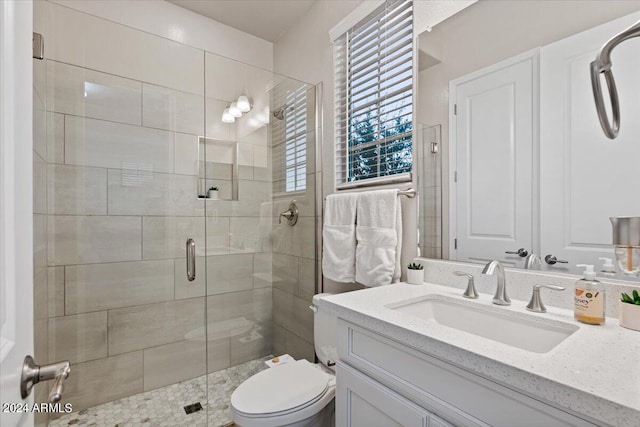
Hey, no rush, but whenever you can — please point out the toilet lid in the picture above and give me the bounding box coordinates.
[231,360,330,415]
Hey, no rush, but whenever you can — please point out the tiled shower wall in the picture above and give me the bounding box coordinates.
[37,1,275,413]
[270,87,319,361]
[418,124,442,259]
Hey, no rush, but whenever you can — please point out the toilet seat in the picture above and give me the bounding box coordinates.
[231,360,336,427]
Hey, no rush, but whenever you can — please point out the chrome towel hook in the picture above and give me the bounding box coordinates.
[590,20,640,139]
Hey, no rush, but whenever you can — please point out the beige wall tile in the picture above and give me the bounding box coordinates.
[33,106,47,162]
[34,259,48,321]
[65,116,174,173]
[34,214,47,270]
[48,164,107,215]
[273,288,314,343]
[272,323,286,356]
[57,351,143,412]
[206,216,231,254]
[284,330,315,362]
[272,253,298,294]
[206,254,254,295]
[47,216,142,265]
[48,311,108,364]
[108,298,205,355]
[47,112,65,164]
[230,217,271,253]
[48,267,65,318]
[143,339,206,391]
[142,83,204,135]
[253,253,272,288]
[33,153,47,215]
[65,260,174,314]
[142,216,207,260]
[294,216,316,259]
[108,170,202,216]
[45,4,205,95]
[174,256,206,300]
[206,288,271,341]
[297,257,316,301]
[230,321,272,365]
[175,133,200,176]
[47,61,142,125]
[208,336,231,373]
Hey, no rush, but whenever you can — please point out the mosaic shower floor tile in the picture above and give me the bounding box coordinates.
[49,357,270,427]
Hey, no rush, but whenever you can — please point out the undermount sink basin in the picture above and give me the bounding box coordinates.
[387,295,579,353]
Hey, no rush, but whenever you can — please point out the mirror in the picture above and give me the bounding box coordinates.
[416,0,640,279]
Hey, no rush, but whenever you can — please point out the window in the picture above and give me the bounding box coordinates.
[272,84,309,194]
[334,0,413,188]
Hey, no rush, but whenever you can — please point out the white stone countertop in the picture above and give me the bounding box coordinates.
[318,282,640,427]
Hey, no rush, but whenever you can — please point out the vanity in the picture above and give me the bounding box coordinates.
[318,278,640,427]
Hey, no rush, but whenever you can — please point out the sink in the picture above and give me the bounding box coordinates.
[387,295,578,353]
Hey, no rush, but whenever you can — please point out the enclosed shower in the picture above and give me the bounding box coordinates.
[31,2,320,426]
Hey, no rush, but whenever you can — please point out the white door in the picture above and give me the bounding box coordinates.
[540,11,640,273]
[450,51,537,267]
[0,1,34,426]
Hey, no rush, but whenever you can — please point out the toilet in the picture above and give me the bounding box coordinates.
[230,293,337,427]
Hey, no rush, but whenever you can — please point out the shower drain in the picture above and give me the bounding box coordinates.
[183,402,203,414]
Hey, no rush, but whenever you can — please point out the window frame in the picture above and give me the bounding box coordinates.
[333,0,415,190]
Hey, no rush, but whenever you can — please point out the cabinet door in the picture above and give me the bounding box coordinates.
[450,51,537,266]
[336,362,429,427]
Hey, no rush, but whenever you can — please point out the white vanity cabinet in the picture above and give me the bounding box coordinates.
[335,320,601,427]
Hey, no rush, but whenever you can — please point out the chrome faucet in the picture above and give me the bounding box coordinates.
[524,253,542,270]
[482,260,511,306]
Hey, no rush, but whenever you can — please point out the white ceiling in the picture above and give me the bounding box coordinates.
[168,0,316,43]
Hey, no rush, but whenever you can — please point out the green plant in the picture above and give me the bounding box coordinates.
[407,262,423,271]
[621,290,640,305]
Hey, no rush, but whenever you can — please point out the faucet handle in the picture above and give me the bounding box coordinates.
[526,284,566,313]
[453,271,479,299]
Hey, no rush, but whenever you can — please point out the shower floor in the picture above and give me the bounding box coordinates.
[49,356,270,427]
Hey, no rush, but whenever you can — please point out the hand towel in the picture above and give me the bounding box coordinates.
[322,193,358,283]
[355,189,402,286]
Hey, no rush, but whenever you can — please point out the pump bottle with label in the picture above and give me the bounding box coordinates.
[574,264,605,325]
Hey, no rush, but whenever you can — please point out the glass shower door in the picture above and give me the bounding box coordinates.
[36,2,209,425]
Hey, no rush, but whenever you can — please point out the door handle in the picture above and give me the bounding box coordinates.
[21,355,70,403]
[545,254,568,265]
[505,248,528,257]
[186,238,196,281]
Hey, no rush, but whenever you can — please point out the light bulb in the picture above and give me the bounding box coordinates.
[229,102,242,117]
[237,95,251,112]
[221,108,235,123]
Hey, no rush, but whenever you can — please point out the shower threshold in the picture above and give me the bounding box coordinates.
[49,356,270,427]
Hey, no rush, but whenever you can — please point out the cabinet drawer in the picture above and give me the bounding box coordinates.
[338,320,599,427]
[337,362,429,427]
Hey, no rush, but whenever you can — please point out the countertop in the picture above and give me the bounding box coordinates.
[317,282,640,427]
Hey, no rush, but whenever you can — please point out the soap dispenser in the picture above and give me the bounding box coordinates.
[598,257,616,276]
[574,264,605,325]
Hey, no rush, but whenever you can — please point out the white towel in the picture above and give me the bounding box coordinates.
[322,193,358,283]
[355,189,402,287]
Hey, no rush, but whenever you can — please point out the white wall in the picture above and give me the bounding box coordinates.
[274,1,437,291]
[48,0,273,71]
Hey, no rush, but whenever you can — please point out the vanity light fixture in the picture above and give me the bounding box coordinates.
[237,95,251,113]
[221,108,235,123]
[229,101,242,117]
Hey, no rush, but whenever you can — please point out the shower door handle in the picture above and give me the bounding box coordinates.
[186,238,196,281]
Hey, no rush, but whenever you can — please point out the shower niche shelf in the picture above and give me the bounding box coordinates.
[198,136,239,201]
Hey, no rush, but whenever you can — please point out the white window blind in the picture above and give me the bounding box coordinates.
[334,0,413,188]
[272,84,308,194]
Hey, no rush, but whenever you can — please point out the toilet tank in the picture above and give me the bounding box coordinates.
[311,293,338,372]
